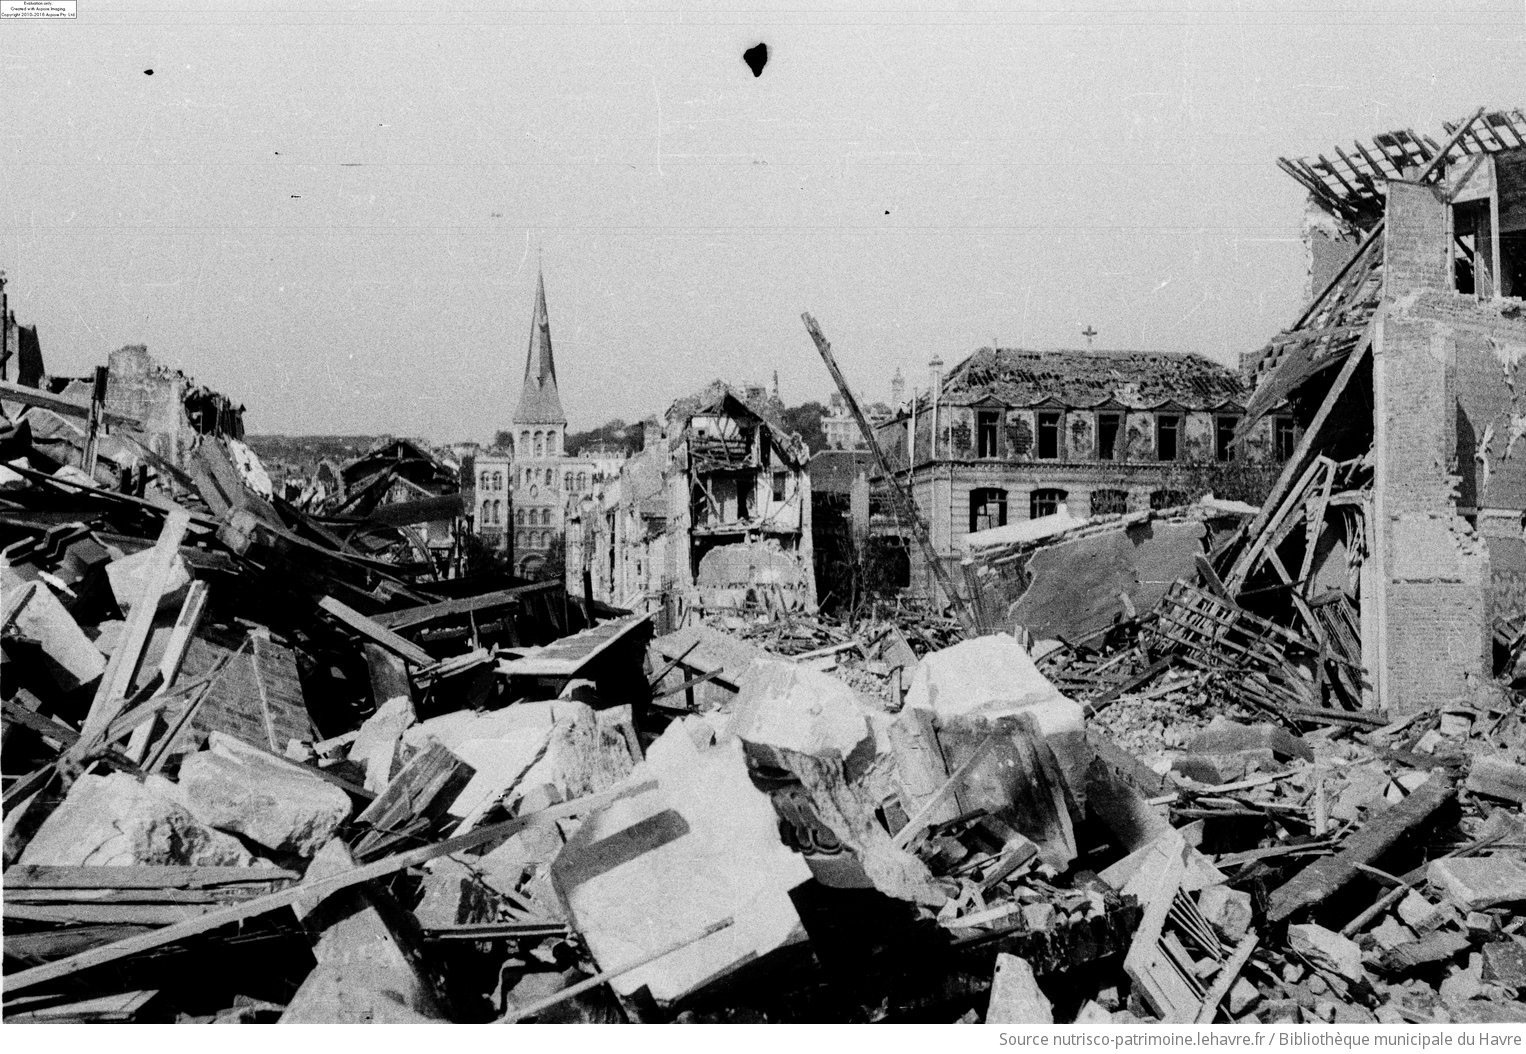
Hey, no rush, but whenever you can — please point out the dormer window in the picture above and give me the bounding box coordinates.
[1096,413,1121,461]
[1156,414,1180,462]
[1036,411,1061,460]
[976,410,1001,458]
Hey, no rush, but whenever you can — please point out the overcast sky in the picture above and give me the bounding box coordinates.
[3,1,1522,441]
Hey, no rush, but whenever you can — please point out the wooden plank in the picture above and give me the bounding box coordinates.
[1268,774,1455,922]
[497,612,652,677]
[4,864,300,890]
[0,377,142,429]
[349,741,474,860]
[124,580,211,762]
[3,778,659,994]
[892,734,998,850]
[373,582,560,629]
[318,594,436,667]
[71,508,191,756]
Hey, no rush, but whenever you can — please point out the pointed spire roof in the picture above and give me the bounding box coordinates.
[513,268,567,425]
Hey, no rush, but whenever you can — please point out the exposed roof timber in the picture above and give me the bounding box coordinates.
[1281,109,1526,225]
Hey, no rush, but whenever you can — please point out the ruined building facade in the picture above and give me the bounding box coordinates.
[1233,108,1526,714]
[873,347,1295,600]
[568,385,815,617]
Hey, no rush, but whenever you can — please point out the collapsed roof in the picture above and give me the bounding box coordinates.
[936,347,1246,412]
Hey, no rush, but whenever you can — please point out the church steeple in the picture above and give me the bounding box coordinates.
[513,268,566,426]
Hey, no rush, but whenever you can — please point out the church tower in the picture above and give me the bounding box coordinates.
[509,268,570,576]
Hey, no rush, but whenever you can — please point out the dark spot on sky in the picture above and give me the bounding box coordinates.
[743,43,767,77]
[884,210,890,215]
[143,69,153,75]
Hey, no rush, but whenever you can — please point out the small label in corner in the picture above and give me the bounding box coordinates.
[1,1,78,17]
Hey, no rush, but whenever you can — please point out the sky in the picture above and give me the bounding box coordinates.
[2,1,1523,442]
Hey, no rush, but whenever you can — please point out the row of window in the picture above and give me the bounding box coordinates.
[481,468,596,491]
[967,410,1296,463]
[519,530,555,549]
[968,486,1190,532]
[479,503,559,527]
[518,430,562,458]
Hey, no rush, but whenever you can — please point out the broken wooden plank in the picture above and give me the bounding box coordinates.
[348,741,474,860]
[124,580,211,762]
[498,917,734,1024]
[0,377,142,430]
[892,734,999,850]
[4,778,658,994]
[1268,774,1455,922]
[71,509,191,757]
[4,863,300,889]
[1466,755,1526,805]
[318,595,435,667]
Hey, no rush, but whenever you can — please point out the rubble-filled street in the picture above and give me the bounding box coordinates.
[3,2,1526,1034]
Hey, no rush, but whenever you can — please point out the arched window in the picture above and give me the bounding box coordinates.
[516,509,525,525]
[969,488,1008,533]
[546,467,555,486]
[1150,489,1188,510]
[547,432,558,456]
[534,432,544,457]
[543,508,552,525]
[1030,488,1067,519]
[479,472,491,489]
[493,500,503,524]
[565,472,574,490]
[520,431,530,452]
[1089,489,1129,517]
[492,471,503,490]
[578,473,587,489]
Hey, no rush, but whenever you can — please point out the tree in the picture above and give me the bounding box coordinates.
[778,401,828,454]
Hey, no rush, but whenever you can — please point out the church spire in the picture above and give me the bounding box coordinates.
[513,267,567,425]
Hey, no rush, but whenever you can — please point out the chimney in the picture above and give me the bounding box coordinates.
[928,356,944,401]
[890,368,905,408]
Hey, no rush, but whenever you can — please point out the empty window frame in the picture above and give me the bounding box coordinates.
[1453,199,1494,298]
[1274,417,1297,461]
[1090,488,1128,516]
[1036,411,1061,460]
[1156,414,1180,462]
[1215,416,1239,462]
[1150,489,1187,510]
[773,471,787,501]
[1096,413,1121,461]
[969,487,1008,533]
[977,410,1002,458]
[1030,488,1067,519]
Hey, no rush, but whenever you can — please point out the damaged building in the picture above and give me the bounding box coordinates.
[1231,106,1526,714]
[871,348,1296,601]
[568,383,815,619]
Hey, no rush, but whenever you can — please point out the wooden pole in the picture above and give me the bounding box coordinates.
[802,312,976,634]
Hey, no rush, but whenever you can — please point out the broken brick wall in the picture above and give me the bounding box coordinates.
[1370,181,1495,712]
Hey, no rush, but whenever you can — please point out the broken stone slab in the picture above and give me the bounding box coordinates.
[281,839,444,1023]
[1196,884,1252,942]
[19,771,252,867]
[1397,890,1445,932]
[407,699,634,825]
[1171,750,1280,785]
[1187,717,1314,762]
[1428,856,1526,912]
[1466,755,1526,805]
[1288,923,1365,982]
[176,732,351,856]
[1073,1000,1112,1024]
[2,569,106,690]
[104,544,192,617]
[1481,940,1526,986]
[986,953,1052,1024]
[349,696,413,794]
[727,658,878,780]
[1372,916,1417,953]
[899,633,1090,803]
[1226,977,1260,1016]
[550,734,813,1007]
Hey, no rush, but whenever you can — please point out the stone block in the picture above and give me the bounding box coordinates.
[1428,856,1526,912]
[20,771,252,867]
[1197,884,1252,941]
[1288,922,1365,981]
[177,732,351,856]
[986,952,1052,1024]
